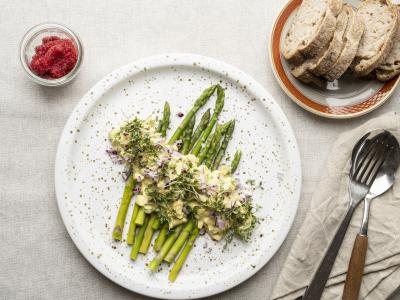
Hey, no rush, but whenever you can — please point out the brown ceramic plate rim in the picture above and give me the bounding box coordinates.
[269,0,400,119]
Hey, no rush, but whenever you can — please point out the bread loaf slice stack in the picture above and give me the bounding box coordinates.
[282,0,343,65]
[352,0,398,77]
[281,0,400,85]
[324,5,364,81]
[290,4,364,84]
[376,6,400,81]
[291,6,349,84]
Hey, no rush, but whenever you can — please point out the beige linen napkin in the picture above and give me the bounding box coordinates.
[272,112,400,300]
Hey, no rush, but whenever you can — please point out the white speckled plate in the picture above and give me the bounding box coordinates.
[55,54,301,299]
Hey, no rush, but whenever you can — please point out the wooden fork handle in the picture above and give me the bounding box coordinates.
[343,234,368,300]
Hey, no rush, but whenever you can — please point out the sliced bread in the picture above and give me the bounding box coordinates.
[352,0,398,77]
[324,5,364,81]
[291,5,350,83]
[312,6,349,76]
[282,0,343,65]
[376,7,400,81]
[290,64,325,86]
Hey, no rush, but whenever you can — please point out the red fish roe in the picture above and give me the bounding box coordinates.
[29,36,78,79]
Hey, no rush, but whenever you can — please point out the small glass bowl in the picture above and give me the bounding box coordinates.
[19,22,83,87]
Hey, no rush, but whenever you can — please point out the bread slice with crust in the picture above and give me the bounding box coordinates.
[376,6,400,81]
[282,0,343,65]
[291,5,350,83]
[352,0,398,77]
[324,5,365,81]
[313,6,349,76]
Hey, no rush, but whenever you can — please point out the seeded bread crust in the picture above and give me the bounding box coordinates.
[282,0,343,65]
[352,0,398,77]
[376,7,400,81]
[325,6,365,81]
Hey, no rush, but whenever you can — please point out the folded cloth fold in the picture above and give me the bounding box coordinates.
[272,112,400,300]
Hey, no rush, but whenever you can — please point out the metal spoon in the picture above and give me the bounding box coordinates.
[302,129,390,300]
[343,131,400,300]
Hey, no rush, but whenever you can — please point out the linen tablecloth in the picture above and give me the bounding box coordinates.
[1,0,400,299]
[272,112,400,299]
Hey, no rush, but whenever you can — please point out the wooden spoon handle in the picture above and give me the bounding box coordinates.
[343,234,368,300]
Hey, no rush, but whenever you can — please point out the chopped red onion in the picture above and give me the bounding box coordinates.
[106,149,125,164]
[199,227,206,236]
[177,112,184,117]
[106,149,118,155]
[171,151,182,158]
[174,140,183,149]
[216,217,225,229]
[154,137,165,145]
[146,170,158,180]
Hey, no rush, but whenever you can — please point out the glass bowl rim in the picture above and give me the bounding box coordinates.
[19,22,83,86]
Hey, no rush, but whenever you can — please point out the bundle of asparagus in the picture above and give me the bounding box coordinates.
[110,85,253,282]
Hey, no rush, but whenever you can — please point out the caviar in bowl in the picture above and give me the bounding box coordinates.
[19,23,83,87]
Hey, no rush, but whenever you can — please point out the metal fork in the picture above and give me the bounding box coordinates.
[302,131,390,300]
[343,132,399,300]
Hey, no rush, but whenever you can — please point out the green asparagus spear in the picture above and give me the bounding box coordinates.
[230,150,242,174]
[148,225,184,271]
[191,85,225,155]
[168,85,217,145]
[164,220,194,263]
[134,102,170,249]
[159,122,228,256]
[168,227,200,282]
[152,217,161,230]
[116,85,214,244]
[157,120,163,133]
[167,129,239,280]
[151,104,205,250]
[198,122,229,165]
[150,119,197,250]
[161,102,171,138]
[130,215,149,260]
[135,207,146,225]
[154,223,169,252]
[197,124,221,164]
[139,214,157,254]
[181,116,196,155]
[188,109,210,151]
[160,134,223,261]
[204,122,231,167]
[112,175,137,240]
[126,203,140,245]
[212,120,235,169]
[149,117,197,248]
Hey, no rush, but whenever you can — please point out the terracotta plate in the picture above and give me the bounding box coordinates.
[269,0,400,119]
